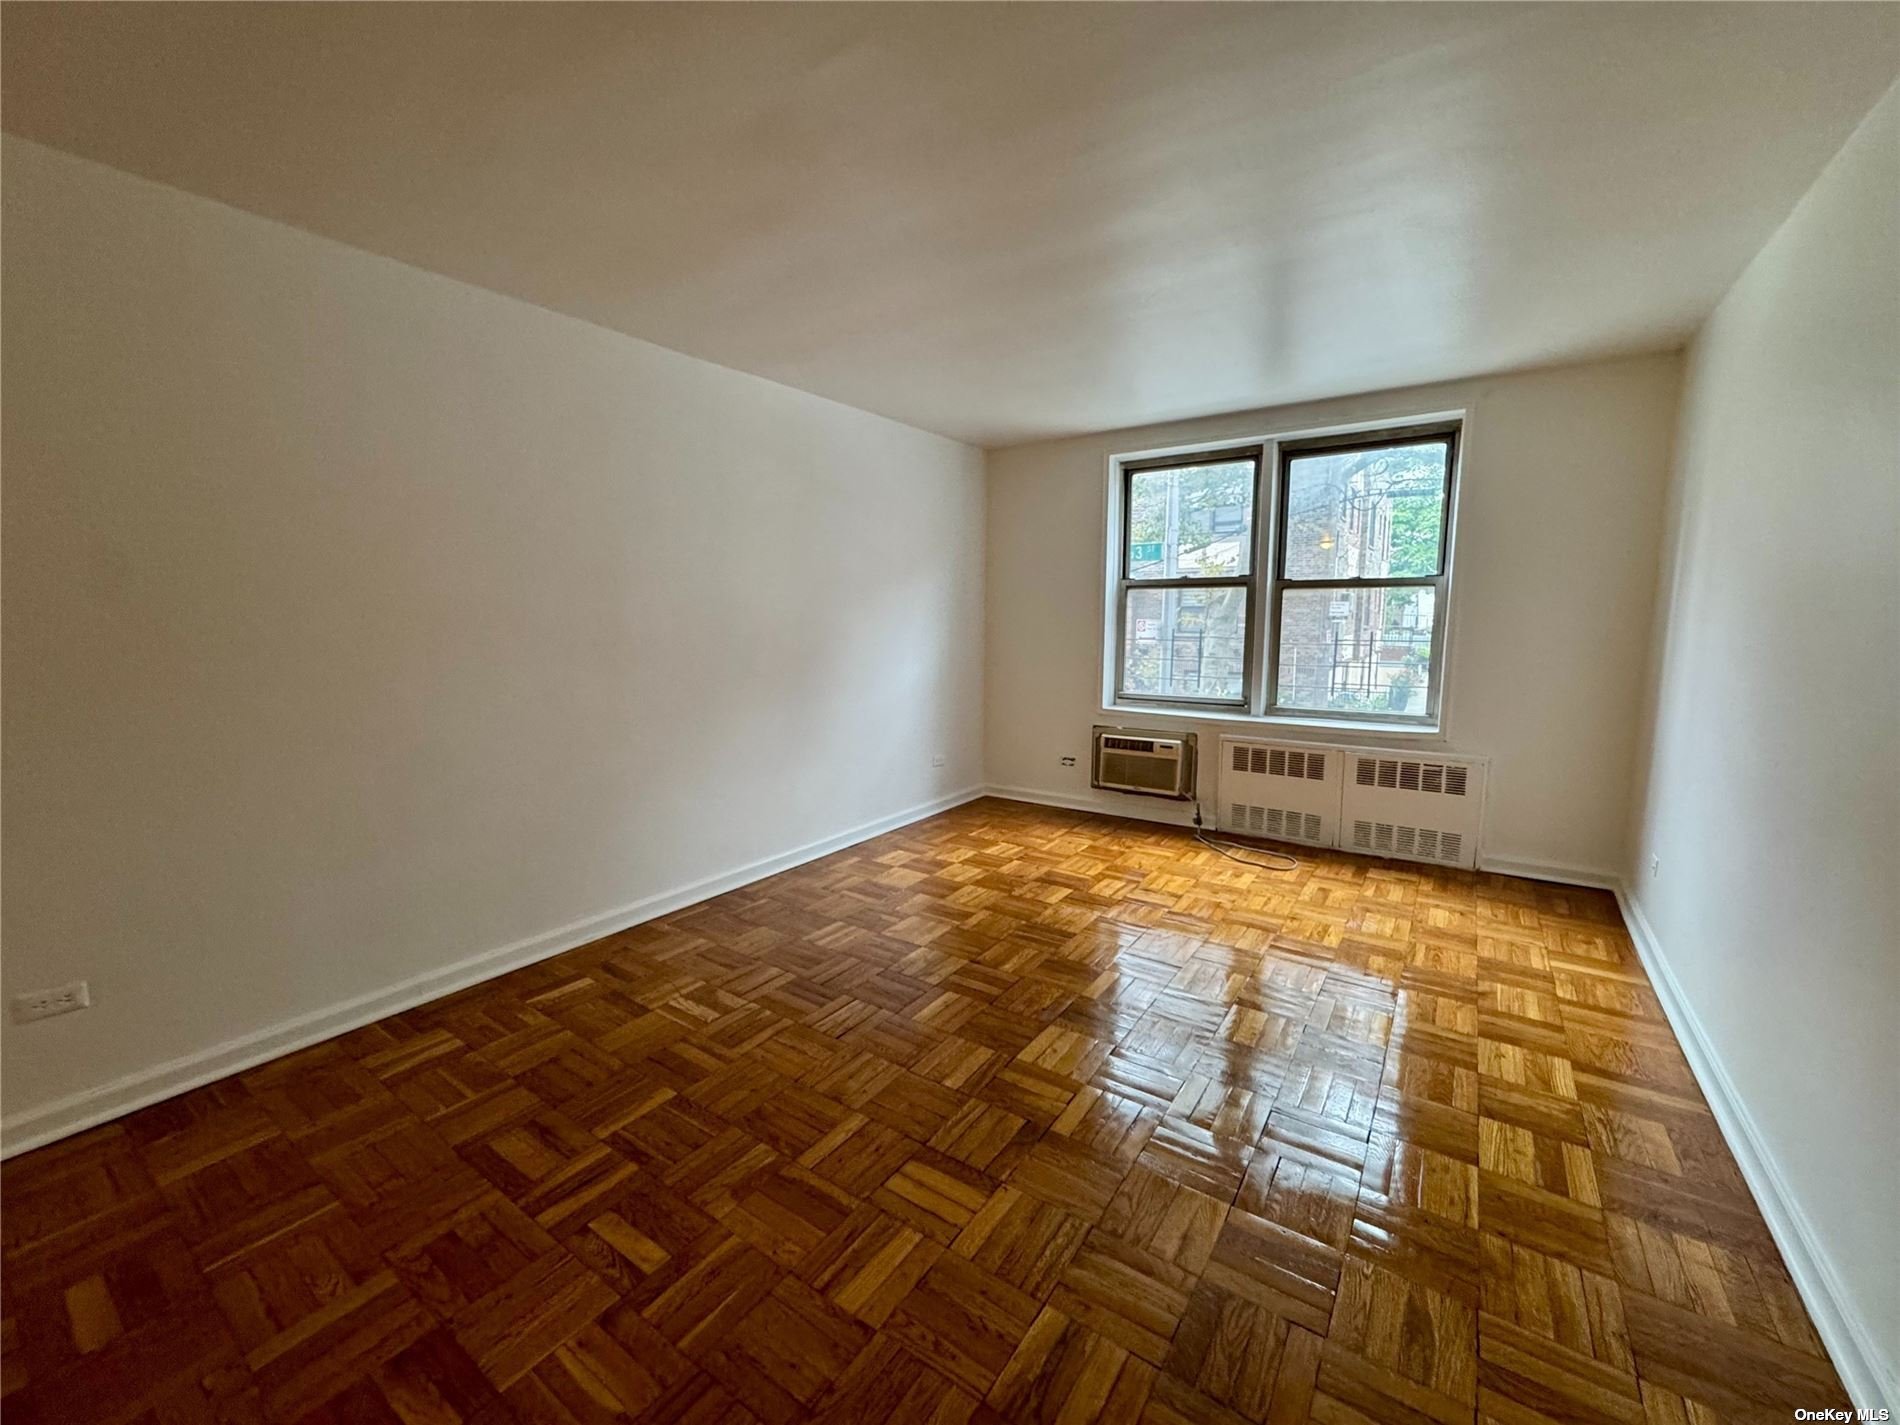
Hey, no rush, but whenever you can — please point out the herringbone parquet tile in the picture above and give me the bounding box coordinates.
[0,798,1855,1424]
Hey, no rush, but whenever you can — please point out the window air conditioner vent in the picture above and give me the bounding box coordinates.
[1093,727,1194,800]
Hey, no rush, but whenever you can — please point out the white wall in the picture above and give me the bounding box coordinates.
[0,138,985,1139]
[1627,84,1899,1404]
[985,354,1682,879]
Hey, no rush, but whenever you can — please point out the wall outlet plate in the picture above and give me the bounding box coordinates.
[11,980,90,1023]
[931,754,946,767]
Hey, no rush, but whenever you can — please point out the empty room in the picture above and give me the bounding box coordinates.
[2,4,1895,1422]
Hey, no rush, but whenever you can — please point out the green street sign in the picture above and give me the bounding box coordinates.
[1131,541,1163,563]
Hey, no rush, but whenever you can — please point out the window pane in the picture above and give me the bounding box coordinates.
[1123,585,1247,701]
[1127,460,1254,579]
[1274,585,1435,716]
[1283,441,1447,580]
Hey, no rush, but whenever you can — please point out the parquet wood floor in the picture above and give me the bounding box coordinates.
[0,797,1852,1425]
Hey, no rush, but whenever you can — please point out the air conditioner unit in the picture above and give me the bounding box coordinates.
[1339,750,1486,869]
[1217,737,1341,846]
[1092,727,1195,800]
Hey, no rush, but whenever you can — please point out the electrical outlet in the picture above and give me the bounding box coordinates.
[931,754,946,768]
[11,980,90,1023]
[1649,855,1660,877]
[1060,755,1077,767]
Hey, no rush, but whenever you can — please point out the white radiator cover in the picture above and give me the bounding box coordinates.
[1216,738,1342,847]
[1338,750,1486,869]
[1216,738,1487,869]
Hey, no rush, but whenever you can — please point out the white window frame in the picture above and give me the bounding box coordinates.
[1112,445,1264,711]
[1100,412,1465,736]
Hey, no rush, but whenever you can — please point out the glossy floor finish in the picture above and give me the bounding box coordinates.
[0,798,1849,1425]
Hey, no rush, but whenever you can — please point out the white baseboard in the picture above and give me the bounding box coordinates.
[1614,882,1894,1414]
[989,788,1623,893]
[10,788,1880,1410]
[986,791,1888,1405]
[983,783,1200,827]
[1476,853,1621,889]
[0,786,986,1160]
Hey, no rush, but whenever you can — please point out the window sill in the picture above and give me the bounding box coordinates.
[1101,703,1445,742]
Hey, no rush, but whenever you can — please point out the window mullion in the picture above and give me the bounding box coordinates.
[1258,444,1280,715]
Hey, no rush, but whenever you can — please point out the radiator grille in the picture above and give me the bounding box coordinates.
[1218,738,1338,848]
[1231,744,1326,780]
[1351,818,1464,865]
[1230,804,1324,842]
[1355,756,1468,795]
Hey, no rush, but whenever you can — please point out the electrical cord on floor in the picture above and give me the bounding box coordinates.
[1192,804,1300,872]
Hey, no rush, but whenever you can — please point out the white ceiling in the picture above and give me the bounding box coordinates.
[4,4,1896,446]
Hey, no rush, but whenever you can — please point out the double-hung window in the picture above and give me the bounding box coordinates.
[1112,421,1459,727]
[1115,448,1263,707]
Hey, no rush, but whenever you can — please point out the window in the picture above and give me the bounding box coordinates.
[1111,422,1458,726]
[1115,449,1262,706]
